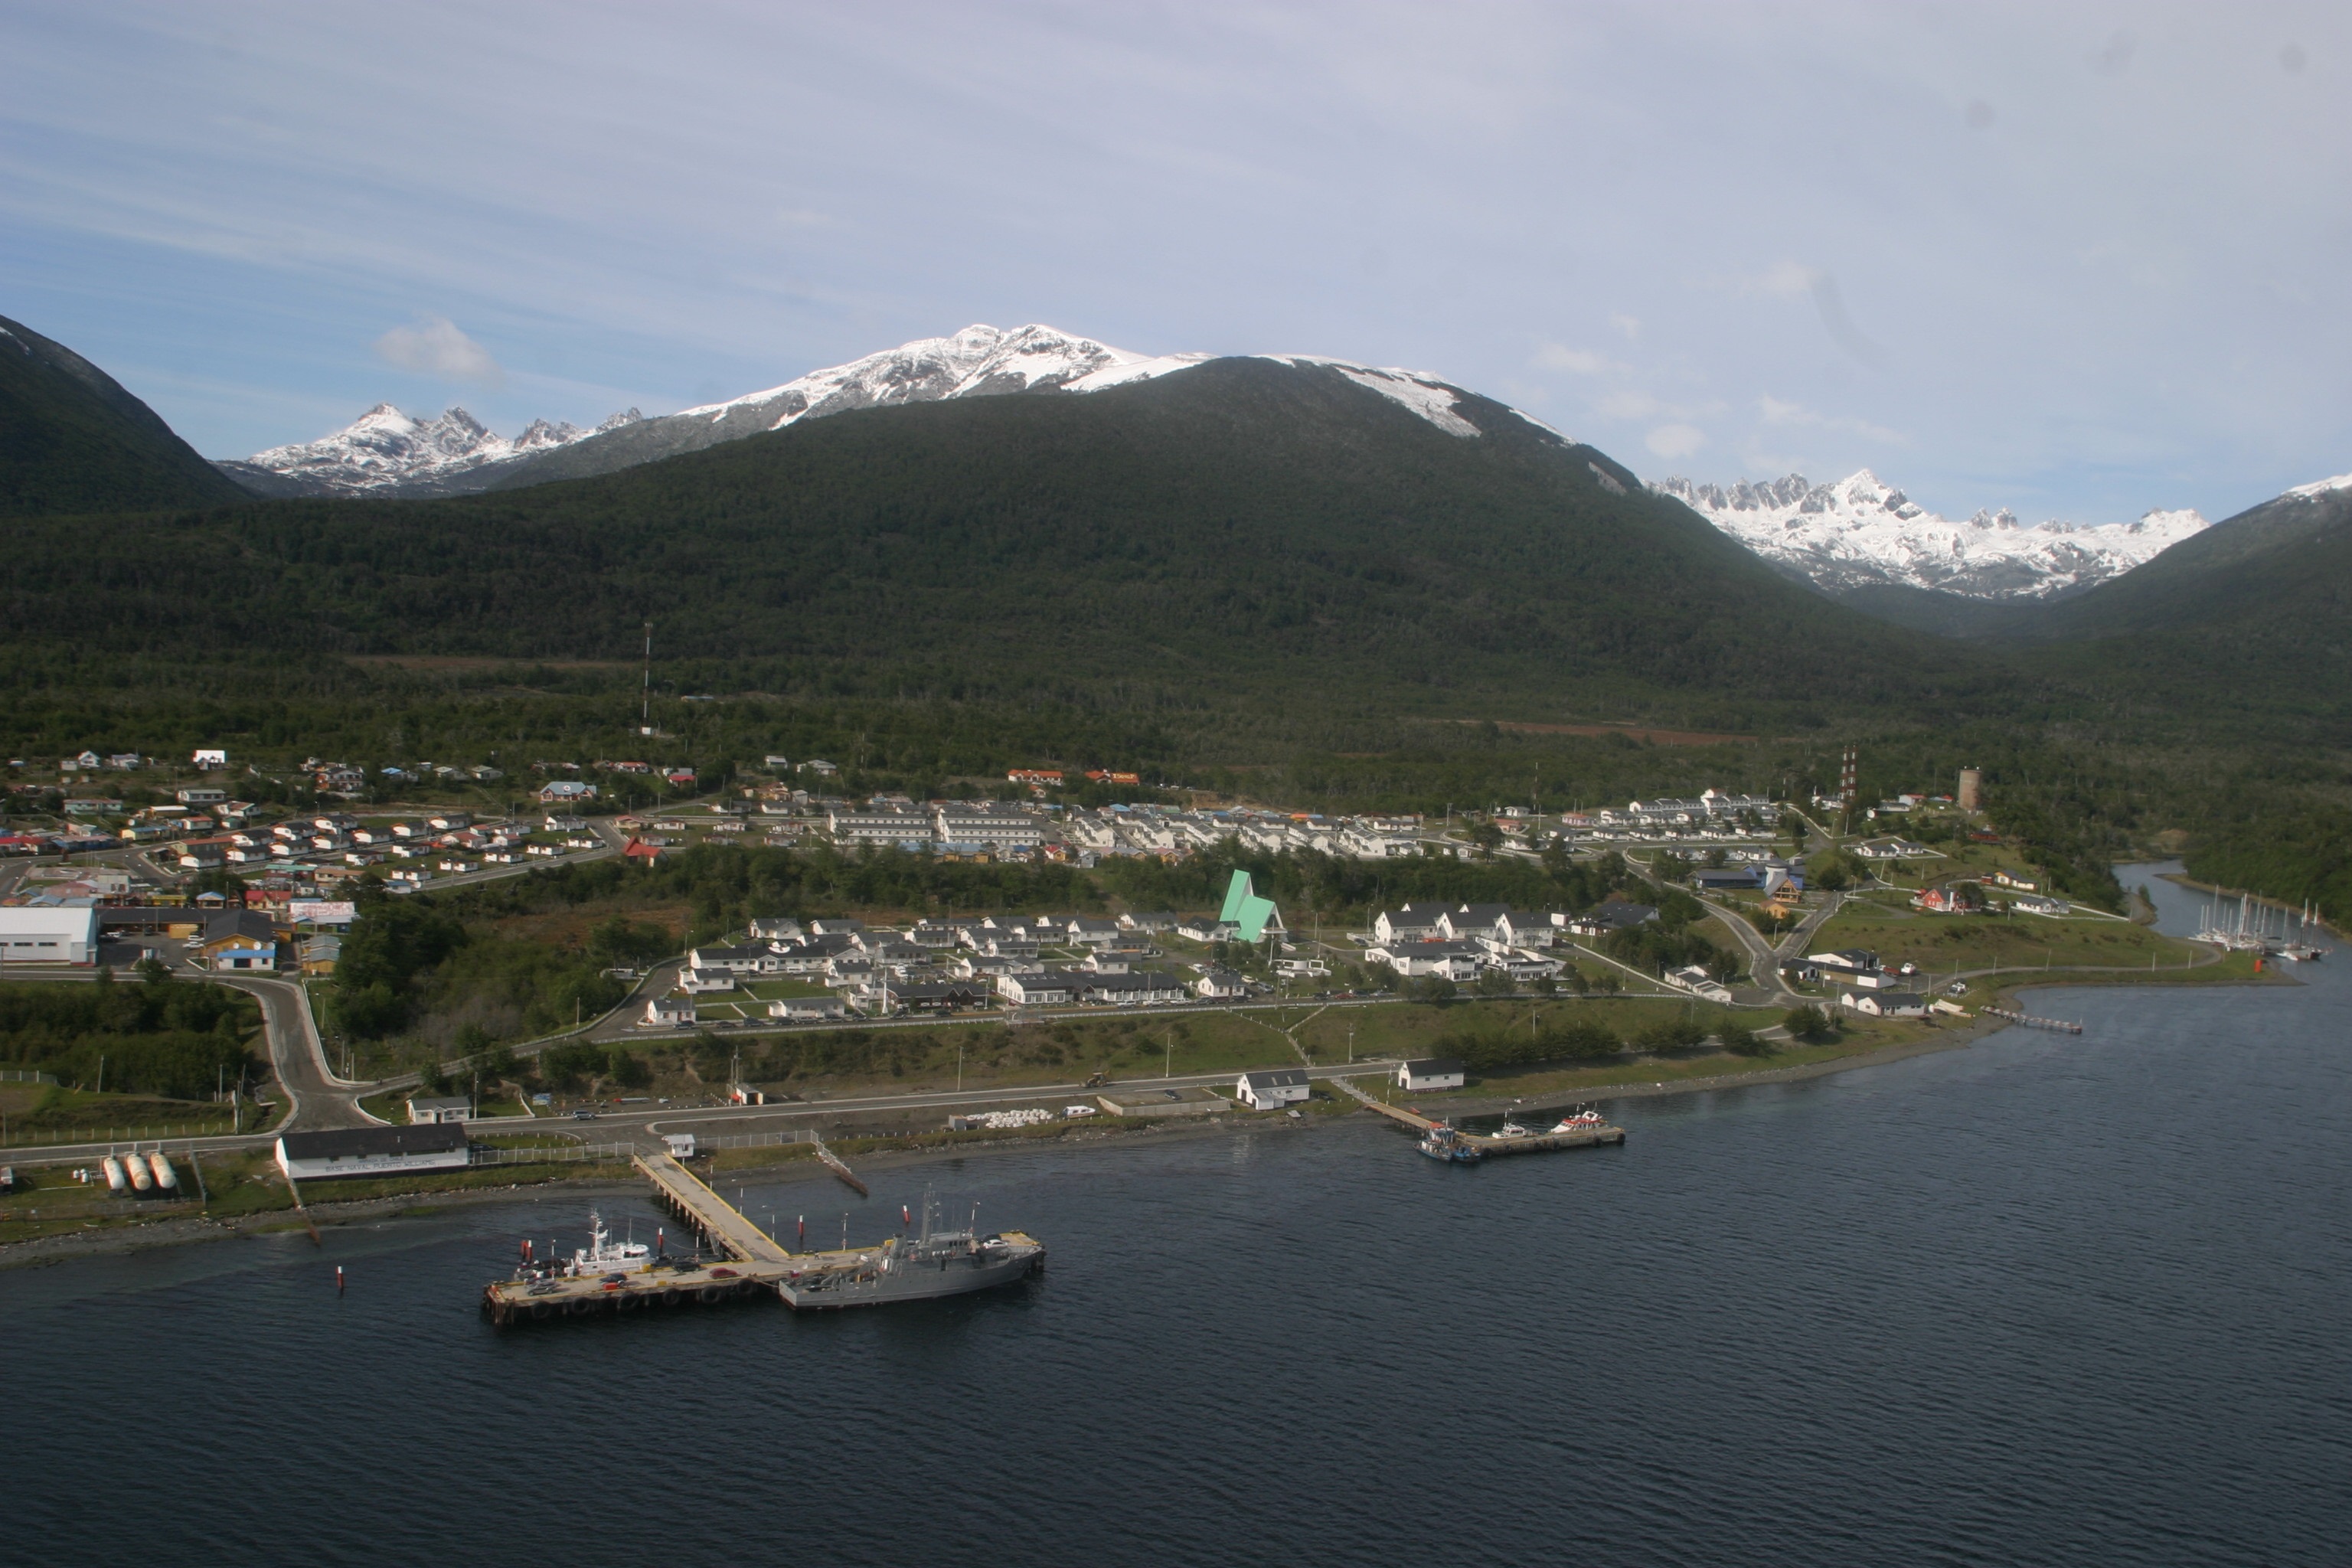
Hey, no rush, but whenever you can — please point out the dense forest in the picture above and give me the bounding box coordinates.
[0,968,260,1098]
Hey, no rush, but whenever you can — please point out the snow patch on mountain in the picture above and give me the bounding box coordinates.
[682,324,1197,430]
[233,403,643,494]
[1256,356,1483,437]
[2288,470,2352,500]
[1653,469,2210,600]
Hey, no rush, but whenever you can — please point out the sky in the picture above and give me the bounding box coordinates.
[2,2,2346,522]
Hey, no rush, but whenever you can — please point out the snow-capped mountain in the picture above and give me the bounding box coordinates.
[217,403,643,497]
[217,323,1552,498]
[1652,469,2210,600]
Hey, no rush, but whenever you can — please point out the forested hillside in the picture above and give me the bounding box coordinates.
[0,312,248,518]
[0,357,1986,731]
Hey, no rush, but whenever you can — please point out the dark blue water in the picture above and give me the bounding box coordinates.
[6,867,2347,1566]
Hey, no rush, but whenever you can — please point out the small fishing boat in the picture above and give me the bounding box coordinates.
[1549,1104,1607,1134]
[1417,1125,1484,1163]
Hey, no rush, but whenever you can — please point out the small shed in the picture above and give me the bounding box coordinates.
[407,1096,471,1125]
[1236,1068,1312,1110]
[1394,1058,1466,1093]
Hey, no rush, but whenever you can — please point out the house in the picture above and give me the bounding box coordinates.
[689,942,782,975]
[1374,903,1448,944]
[766,995,849,1022]
[407,1096,471,1125]
[1438,903,1513,942]
[748,917,805,942]
[298,936,341,975]
[2010,893,2071,916]
[1808,948,1880,972]
[677,972,737,994]
[194,911,279,970]
[880,982,990,1014]
[1566,900,1658,937]
[1667,963,1733,1001]
[1913,884,1984,915]
[1119,911,1178,933]
[1075,971,1190,1006]
[1989,868,2040,891]
[1394,1058,1466,1093]
[641,997,694,1027]
[797,759,840,776]
[1367,939,1484,981]
[1482,950,1563,982]
[1195,967,1249,999]
[1176,919,1239,943]
[1494,911,1558,949]
[538,781,599,804]
[175,786,228,806]
[933,811,1046,851]
[1075,951,1131,974]
[998,972,1076,1006]
[191,748,228,769]
[1236,1068,1312,1109]
[664,769,697,787]
[1841,990,1927,1018]
[276,1125,469,1182]
[1067,917,1122,946]
[0,906,101,965]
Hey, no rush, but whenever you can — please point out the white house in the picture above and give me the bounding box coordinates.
[0,906,100,965]
[276,1125,469,1182]
[768,995,849,1021]
[1841,990,1928,1018]
[1236,1068,1312,1109]
[642,997,694,1027]
[1374,904,1448,944]
[407,1096,471,1125]
[1194,967,1249,999]
[1393,1058,1466,1093]
[1368,939,1483,981]
[998,972,1076,1006]
[1808,949,1880,973]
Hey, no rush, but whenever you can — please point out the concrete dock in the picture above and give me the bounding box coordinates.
[1361,1097,1628,1154]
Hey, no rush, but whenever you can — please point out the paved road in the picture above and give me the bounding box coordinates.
[213,973,380,1132]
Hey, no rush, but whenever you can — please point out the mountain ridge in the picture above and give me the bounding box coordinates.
[1651,469,2209,602]
[0,312,250,518]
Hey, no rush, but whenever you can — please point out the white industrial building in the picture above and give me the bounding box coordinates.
[0,906,100,965]
[1393,1058,1467,1093]
[275,1125,471,1181]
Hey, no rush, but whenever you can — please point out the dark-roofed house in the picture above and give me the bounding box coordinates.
[276,1124,469,1182]
[1374,903,1448,945]
[1566,900,1658,937]
[1236,1067,1311,1109]
[1439,903,1513,941]
[194,910,279,971]
[1074,970,1190,1007]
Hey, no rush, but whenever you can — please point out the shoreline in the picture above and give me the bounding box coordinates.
[2,956,2295,1272]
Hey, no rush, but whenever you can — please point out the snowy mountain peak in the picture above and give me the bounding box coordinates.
[1653,470,2210,600]
[230,402,631,495]
[680,323,1202,430]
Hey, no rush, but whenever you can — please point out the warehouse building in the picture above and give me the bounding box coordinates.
[0,906,100,965]
[276,1125,471,1182]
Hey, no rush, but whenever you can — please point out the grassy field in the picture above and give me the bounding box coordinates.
[0,1081,256,1145]
[1802,898,2200,980]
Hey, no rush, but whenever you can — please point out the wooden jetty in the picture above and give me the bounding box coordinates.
[1360,1097,1627,1155]
[1984,1007,2083,1035]
[807,1133,867,1196]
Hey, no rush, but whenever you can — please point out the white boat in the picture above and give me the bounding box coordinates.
[1549,1104,1607,1134]
[1491,1119,1536,1141]
[568,1210,652,1278]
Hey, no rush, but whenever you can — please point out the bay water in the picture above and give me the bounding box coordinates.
[5,867,2346,1566]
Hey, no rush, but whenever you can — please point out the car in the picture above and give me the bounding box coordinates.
[570,1108,596,1119]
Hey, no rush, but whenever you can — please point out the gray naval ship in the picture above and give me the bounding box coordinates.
[778,1191,1046,1310]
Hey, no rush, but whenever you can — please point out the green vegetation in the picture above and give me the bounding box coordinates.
[0,967,260,1098]
[0,312,248,519]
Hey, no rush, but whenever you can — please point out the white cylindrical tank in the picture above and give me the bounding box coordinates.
[100,1155,128,1194]
[149,1151,178,1191]
[125,1150,153,1192]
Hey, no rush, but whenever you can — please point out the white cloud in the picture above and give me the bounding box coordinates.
[374,313,504,387]
[1608,312,1641,341]
[1756,394,1907,446]
[1599,389,1664,420]
[1646,423,1706,459]
[1533,342,1620,375]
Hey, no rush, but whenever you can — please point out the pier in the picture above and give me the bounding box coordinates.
[1984,1007,2083,1035]
[482,1151,851,1325]
[1358,1096,1628,1154]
